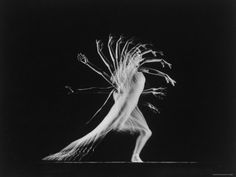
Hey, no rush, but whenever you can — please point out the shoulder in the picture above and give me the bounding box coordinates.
[133,72,146,83]
[136,72,145,80]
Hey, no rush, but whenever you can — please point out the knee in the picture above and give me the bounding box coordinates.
[140,129,152,137]
[146,129,152,137]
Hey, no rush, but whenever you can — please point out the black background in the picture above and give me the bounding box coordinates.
[1,0,236,176]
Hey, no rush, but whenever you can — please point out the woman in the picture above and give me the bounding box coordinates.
[43,35,175,162]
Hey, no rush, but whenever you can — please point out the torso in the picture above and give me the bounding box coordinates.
[113,72,145,101]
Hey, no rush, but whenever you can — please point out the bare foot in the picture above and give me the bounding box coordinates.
[131,154,143,162]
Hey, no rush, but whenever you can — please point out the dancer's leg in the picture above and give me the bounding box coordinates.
[119,107,152,162]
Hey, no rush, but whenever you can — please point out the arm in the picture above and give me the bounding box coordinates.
[142,87,166,97]
[65,85,114,95]
[96,40,114,75]
[139,67,176,86]
[77,53,116,88]
[85,89,115,124]
[142,102,160,114]
[107,35,117,70]
[140,58,172,68]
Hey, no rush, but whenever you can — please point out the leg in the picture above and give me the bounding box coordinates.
[119,107,152,162]
[131,108,152,162]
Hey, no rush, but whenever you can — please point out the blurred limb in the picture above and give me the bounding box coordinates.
[115,36,123,65]
[122,42,143,67]
[142,87,166,97]
[107,35,117,70]
[129,43,148,57]
[77,53,115,88]
[65,86,115,124]
[139,49,158,57]
[139,67,176,86]
[143,87,166,92]
[96,40,114,75]
[120,38,134,62]
[134,44,164,57]
[85,89,115,124]
[132,45,171,68]
[143,102,160,114]
[140,58,172,68]
[65,86,114,95]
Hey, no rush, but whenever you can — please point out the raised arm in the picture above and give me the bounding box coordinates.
[140,58,172,68]
[107,35,117,70]
[96,40,114,75]
[139,67,176,86]
[77,53,115,88]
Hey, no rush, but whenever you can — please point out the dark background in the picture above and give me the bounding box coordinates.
[1,0,236,176]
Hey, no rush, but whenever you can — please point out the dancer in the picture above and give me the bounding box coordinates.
[43,35,175,162]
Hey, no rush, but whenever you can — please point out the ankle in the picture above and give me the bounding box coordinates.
[132,153,140,157]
